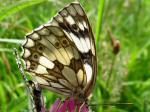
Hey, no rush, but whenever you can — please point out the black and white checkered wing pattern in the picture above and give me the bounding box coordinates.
[22,2,97,98]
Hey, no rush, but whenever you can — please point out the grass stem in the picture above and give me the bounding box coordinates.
[0,38,24,44]
[96,0,105,48]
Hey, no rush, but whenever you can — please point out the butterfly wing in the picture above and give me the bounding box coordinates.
[22,2,97,97]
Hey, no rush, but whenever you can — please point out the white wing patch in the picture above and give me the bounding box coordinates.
[77,69,84,85]
[80,37,89,52]
[69,32,84,53]
[84,63,92,83]
[82,20,88,30]
[35,76,49,85]
[25,60,31,69]
[85,37,91,50]
[23,48,31,58]
[24,38,35,48]
[78,22,84,31]
[65,16,75,25]
[39,56,54,69]
[27,32,40,40]
[31,65,48,74]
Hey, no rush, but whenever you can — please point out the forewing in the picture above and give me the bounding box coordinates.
[52,2,97,97]
[22,2,97,97]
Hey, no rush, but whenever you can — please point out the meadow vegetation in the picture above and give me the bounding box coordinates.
[0,0,150,112]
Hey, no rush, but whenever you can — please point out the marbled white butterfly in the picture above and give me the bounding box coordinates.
[22,1,97,106]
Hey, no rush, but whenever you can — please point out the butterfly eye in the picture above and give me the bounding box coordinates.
[32,53,39,61]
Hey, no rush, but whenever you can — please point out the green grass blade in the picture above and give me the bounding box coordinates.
[95,0,105,111]
[0,0,46,22]
[96,0,105,47]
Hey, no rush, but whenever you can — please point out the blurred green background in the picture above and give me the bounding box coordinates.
[0,0,150,112]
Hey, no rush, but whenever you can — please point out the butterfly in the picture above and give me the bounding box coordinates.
[22,1,97,105]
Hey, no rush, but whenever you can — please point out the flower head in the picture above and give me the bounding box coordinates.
[49,97,89,112]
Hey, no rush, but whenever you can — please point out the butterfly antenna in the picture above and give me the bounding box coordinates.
[14,48,28,83]
[13,48,36,110]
